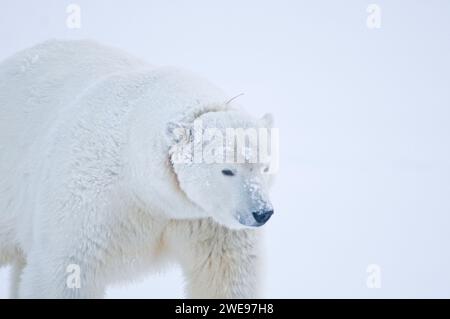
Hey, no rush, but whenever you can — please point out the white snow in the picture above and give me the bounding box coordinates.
[1,0,450,298]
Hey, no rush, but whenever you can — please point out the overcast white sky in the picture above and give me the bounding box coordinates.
[1,0,450,298]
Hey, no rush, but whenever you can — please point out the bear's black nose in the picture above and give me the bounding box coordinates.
[252,209,273,225]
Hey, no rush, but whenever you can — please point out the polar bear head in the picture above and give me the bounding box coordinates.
[167,110,277,229]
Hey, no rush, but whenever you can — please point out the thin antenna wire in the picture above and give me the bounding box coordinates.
[225,93,245,105]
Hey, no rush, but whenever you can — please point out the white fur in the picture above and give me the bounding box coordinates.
[0,40,270,298]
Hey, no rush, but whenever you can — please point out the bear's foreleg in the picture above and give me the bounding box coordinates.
[167,219,261,298]
[18,246,107,298]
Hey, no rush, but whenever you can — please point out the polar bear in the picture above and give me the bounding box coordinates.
[0,40,275,299]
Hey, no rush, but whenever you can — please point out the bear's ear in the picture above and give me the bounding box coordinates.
[166,121,192,145]
[260,113,274,128]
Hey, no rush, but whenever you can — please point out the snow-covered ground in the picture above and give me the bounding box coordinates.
[1,0,450,298]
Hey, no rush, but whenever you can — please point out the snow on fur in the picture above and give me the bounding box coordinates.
[0,40,273,298]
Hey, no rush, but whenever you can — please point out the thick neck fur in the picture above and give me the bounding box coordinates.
[125,90,233,221]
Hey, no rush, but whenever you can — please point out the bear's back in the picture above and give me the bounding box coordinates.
[0,40,148,182]
[0,40,149,241]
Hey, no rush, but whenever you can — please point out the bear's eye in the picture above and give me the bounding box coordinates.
[221,169,235,176]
